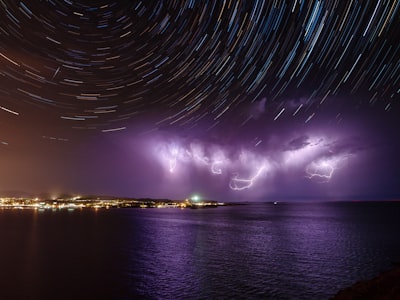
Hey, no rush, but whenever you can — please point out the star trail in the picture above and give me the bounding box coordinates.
[0,1,399,200]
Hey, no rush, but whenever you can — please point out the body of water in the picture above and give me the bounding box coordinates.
[0,201,399,299]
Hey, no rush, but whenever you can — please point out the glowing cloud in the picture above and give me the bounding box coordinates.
[169,147,178,173]
[149,131,359,194]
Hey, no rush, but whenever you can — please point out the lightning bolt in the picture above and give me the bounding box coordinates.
[305,155,348,182]
[193,152,210,165]
[191,146,226,175]
[211,160,225,174]
[305,160,335,182]
[229,164,267,191]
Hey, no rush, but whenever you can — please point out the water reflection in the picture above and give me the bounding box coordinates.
[0,203,399,299]
[125,203,400,299]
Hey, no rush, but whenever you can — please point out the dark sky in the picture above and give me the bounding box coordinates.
[0,1,399,201]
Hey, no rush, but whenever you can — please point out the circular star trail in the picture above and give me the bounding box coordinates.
[0,0,399,131]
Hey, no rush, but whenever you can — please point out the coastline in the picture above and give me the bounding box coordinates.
[332,264,400,299]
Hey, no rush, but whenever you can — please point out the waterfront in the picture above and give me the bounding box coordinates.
[0,201,399,299]
[0,196,221,210]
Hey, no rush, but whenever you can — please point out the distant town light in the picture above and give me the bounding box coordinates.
[191,195,200,202]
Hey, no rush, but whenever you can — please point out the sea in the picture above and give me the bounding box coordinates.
[0,201,399,300]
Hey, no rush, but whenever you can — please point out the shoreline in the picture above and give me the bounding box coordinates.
[332,264,400,299]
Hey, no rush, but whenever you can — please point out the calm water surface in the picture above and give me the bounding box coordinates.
[0,202,399,299]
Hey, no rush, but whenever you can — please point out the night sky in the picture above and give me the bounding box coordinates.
[0,1,399,201]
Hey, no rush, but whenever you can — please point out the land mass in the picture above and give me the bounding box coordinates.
[333,265,400,300]
[0,193,230,209]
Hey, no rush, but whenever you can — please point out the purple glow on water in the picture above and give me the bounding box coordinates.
[1,202,399,299]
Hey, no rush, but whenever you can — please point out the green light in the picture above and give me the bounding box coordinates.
[191,195,200,202]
